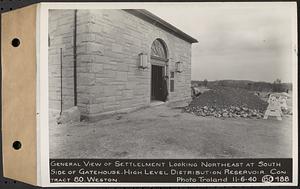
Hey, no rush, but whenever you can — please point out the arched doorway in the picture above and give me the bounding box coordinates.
[150,39,168,102]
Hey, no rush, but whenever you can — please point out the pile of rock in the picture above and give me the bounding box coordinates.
[184,105,265,119]
[185,86,268,119]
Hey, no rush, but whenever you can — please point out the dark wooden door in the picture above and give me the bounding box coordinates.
[151,65,163,101]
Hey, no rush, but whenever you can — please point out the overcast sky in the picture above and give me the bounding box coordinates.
[147,3,297,83]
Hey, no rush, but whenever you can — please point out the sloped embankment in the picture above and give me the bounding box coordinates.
[185,87,268,118]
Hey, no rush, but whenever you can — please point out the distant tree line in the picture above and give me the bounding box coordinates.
[191,79,292,92]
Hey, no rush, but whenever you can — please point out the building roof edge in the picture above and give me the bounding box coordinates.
[124,9,199,44]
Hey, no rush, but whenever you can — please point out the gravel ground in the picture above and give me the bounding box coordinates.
[189,86,268,111]
[50,102,293,159]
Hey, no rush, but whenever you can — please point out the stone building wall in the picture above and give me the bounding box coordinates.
[48,10,75,116]
[77,10,192,118]
[49,9,193,119]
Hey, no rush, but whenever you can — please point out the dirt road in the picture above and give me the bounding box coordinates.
[50,103,292,159]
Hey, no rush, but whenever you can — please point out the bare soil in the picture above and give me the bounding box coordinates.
[50,102,292,159]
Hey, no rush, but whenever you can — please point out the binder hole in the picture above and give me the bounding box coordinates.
[12,141,22,150]
[11,38,20,47]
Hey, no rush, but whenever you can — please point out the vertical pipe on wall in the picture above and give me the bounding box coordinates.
[73,9,78,106]
[60,48,63,115]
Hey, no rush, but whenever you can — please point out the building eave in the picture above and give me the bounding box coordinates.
[124,9,199,44]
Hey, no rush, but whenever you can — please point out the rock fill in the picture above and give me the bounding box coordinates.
[185,87,268,119]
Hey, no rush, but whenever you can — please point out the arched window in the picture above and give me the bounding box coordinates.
[151,39,168,61]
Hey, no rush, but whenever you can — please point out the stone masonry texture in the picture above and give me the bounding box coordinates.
[49,9,193,119]
[49,10,75,117]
